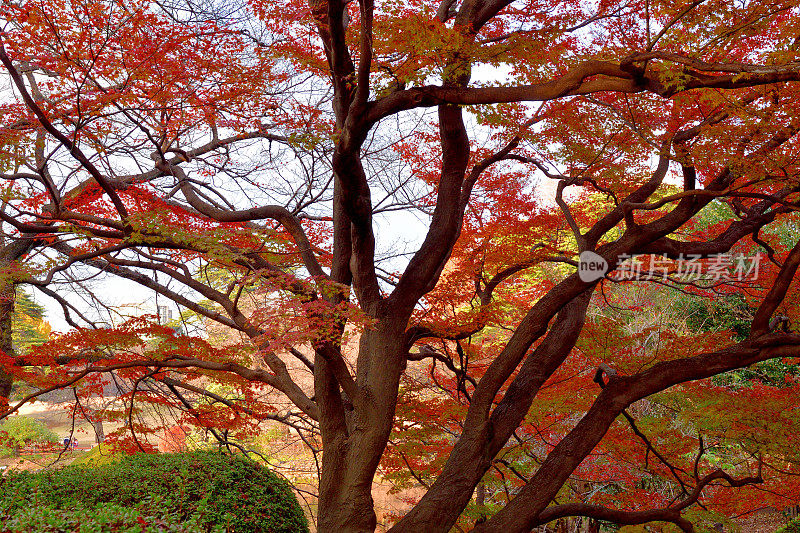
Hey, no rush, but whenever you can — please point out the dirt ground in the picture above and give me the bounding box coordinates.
[15,401,101,442]
[736,509,792,533]
[0,400,121,472]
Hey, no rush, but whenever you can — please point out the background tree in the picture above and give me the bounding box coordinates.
[0,415,58,457]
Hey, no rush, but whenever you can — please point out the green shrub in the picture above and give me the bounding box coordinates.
[0,416,58,457]
[0,451,309,533]
[2,502,202,533]
[777,517,800,533]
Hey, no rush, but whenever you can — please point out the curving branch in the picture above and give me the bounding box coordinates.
[164,163,327,280]
[533,465,763,532]
[474,332,798,532]
[367,57,800,125]
[0,40,130,221]
[751,237,800,335]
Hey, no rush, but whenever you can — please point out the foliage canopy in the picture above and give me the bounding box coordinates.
[2,0,800,531]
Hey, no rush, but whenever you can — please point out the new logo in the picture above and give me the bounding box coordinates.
[578,251,608,282]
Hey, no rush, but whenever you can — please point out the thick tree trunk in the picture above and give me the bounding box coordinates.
[0,280,15,408]
[0,243,38,409]
[391,293,593,532]
[316,320,407,533]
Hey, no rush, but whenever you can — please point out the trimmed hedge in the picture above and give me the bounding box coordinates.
[777,517,800,533]
[3,503,201,533]
[0,451,309,533]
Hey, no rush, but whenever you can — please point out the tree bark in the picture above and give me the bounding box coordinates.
[92,418,105,444]
[317,319,407,532]
[0,240,40,409]
[391,292,593,532]
[0,279,15,408]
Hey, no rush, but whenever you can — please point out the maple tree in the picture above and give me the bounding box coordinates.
[3,0,800,531]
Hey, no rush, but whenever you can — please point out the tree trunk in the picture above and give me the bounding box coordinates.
[391,293,593,533]
[0,242,39,409]
[316,320,407,533]
[0,280,15,408]
[92,419,105,444]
